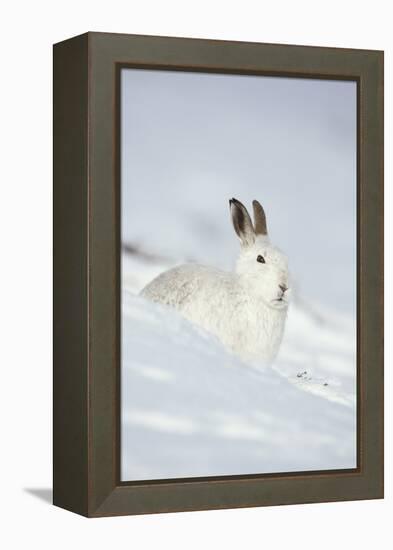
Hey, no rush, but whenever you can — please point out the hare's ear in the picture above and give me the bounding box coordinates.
[229,198,255,247]
[252,200,268,236]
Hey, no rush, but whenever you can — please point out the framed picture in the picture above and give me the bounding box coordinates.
[53,32,384,517]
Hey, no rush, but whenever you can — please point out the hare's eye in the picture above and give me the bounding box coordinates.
[257,255,265,264]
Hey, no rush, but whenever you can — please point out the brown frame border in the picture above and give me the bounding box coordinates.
[53,32,384,517]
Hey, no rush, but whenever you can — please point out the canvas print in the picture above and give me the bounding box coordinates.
[120,68,357,481]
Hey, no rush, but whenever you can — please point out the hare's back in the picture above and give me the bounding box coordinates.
[140,263,232,308]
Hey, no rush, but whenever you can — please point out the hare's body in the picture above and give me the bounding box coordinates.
[141,198,290,364]
[142,262,287,362]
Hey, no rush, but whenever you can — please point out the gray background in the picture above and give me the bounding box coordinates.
[121,69,356,315]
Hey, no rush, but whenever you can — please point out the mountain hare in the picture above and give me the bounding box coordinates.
[141,198,290,363]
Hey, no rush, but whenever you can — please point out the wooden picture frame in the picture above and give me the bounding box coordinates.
[53,32,384,517]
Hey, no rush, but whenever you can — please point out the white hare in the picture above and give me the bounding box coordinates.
[141,198,290,363]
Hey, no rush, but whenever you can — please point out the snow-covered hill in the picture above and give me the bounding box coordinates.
[121,254,356,481]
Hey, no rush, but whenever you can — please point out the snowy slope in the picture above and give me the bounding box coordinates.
[121,254,356,481]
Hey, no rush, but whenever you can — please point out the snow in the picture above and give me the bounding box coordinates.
[121,255,356,481]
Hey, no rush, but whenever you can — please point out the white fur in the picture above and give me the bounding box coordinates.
[140,201,290,364]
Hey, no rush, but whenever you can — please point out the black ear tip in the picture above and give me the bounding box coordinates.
[253,199,265,211]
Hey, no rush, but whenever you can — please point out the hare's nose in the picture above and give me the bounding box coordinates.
[279,284,288,293]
